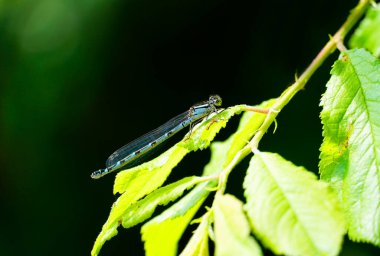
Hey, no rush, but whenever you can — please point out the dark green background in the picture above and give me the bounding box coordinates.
[1,0,379,255]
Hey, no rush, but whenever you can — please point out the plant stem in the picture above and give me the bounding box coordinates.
[217,0,371,193]
[249,0,371,150]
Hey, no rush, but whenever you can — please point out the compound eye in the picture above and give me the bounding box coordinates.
[210,95,222,106]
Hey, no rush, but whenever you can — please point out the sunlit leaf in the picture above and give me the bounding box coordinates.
[349,5,380,57]
[214,193,262,256]
[320,49,380,245]
[140,117,249,256]
[122,176,206,228]
[142,182,212,256]
[203,137,233,176]
[91,146,188,256]
[177,134,239,256]
[182,105,244,151]
[113,145,188,194]
[179,212,210,256]
[244,152,345,256]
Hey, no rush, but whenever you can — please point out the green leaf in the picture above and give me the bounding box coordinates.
[179,212,210,256]
[214,193,262,256]
[225,99,276,166]
[114,145,188,194]
[91,146,189,256]
[320,49,380,245]
[177,135,239,256]
[203,137,233,176]
[142,182,212,256]
[91,174,169,256]
[122,176,206,228]
[141,129,239,255]
[92,173,172,256]
[181,105,244,151]
[349,5,380,57]
[244,152,345,256]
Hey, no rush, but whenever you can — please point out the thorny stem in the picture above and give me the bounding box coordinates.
[216,0,372,194]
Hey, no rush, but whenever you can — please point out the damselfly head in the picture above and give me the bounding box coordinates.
[209,95,222,107]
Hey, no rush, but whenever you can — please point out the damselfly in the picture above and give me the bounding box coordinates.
[91,95,222,179]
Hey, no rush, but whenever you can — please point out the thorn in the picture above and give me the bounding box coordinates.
[273,118,278,134]
[294,71,299,82]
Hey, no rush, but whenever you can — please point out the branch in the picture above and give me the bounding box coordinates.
[217,0,372,193]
